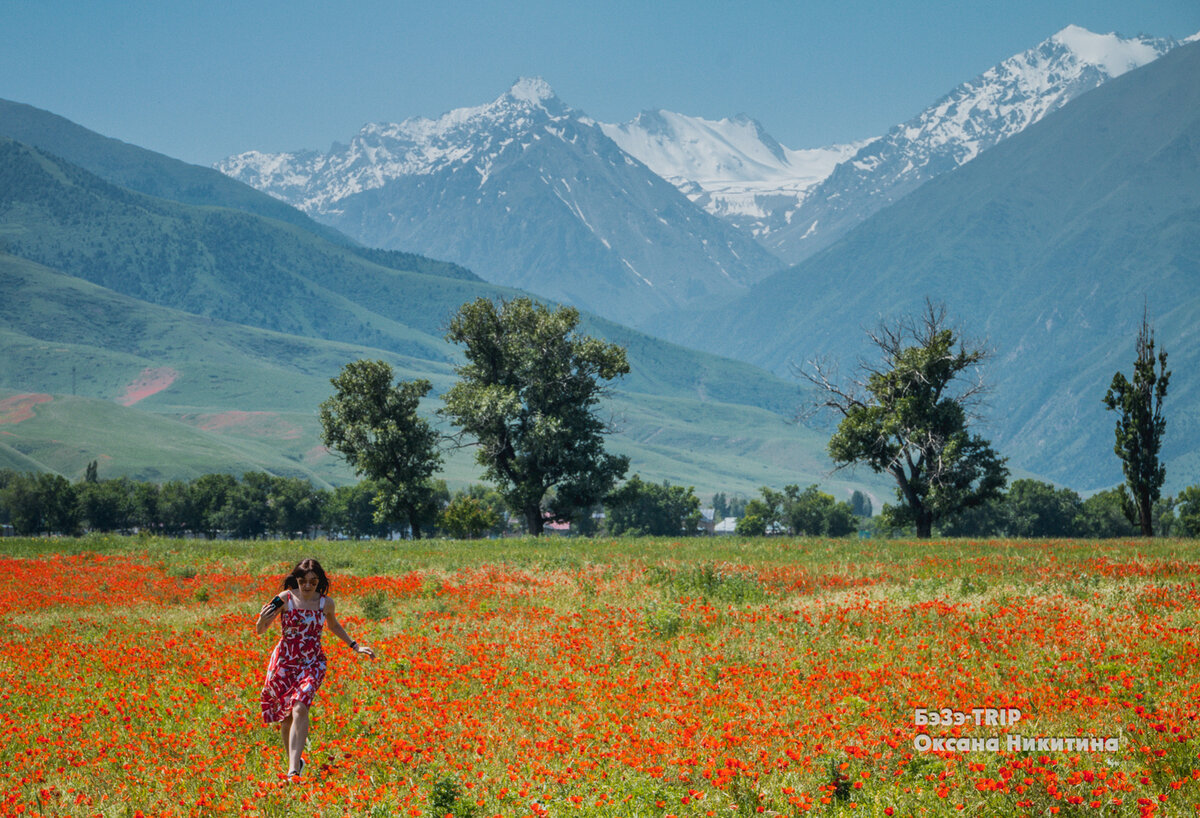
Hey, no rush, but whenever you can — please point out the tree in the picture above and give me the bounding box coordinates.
[1004,479,1083,538]
[604,475,702,537]
[191,473,238,538]
[1177,486,1200,538]
[1103,311,1170,536]
[269,477,327,538]
[319,360,443,539]
[439,495,501,539]
[850,490,873,518]
[800,301,1008,538]
[77,478,135,533]
[441,297,630,535]
[324,481,389,539]
[1079,488,1139,538]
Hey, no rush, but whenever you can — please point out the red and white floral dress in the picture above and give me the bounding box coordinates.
[260,591,328,724]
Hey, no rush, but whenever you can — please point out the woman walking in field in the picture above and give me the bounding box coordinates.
[256,558,374,777]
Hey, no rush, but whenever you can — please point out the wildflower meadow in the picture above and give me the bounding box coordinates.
[2,535,1199,817]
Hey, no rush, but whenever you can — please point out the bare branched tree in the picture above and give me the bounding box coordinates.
[794,299,1007,538]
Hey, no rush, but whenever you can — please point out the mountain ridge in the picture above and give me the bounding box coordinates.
[217,78,785,327]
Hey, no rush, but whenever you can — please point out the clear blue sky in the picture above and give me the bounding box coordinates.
[4,0,1198,166]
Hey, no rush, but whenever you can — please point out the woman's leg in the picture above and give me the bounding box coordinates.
[288,703,309,774]
[279,713,293,772]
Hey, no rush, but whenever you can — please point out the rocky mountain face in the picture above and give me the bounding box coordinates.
[218,78,783,328]
[603,27,1186,266]
[759,26,1185,264]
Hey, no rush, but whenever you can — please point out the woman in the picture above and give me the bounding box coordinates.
[256,558,375,777]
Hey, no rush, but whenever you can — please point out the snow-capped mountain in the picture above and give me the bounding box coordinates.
[599,111,870,239]
[218,78,782,327]
[761,25,1185,264]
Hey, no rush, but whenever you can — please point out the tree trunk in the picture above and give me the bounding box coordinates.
[915,509,933,539]
[525,505,544,536]
[1138,491,1154,537]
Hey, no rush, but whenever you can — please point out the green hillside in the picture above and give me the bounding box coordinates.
[664,41,1200,492]
[0,134,820,409]
[0,252,889,500]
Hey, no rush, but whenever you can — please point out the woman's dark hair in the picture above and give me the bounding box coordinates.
[282,558,329,595]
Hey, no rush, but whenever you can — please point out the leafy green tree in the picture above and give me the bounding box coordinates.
[324,481,389,539]
[743,486,791,534]
[319,360,443,539]
[77,478,135,533]
[0,469,16,526]
[1177,486,1200,538]
[1103,311,1170,536]
[1004,479,1084,538]
[604,474,702,536]
[1079,488,1139,538]
[130,482,161,532]
[712,492,729,519]
[1,473,42,535]
[191,473,238,538]
[2,473,80,535]
[439,495,500,539]
[159,480,200,536]
[269,477,327,538]
[938,496,1006,537]
[735,513,766,536]
[800,301,1007,538]
[441,297,630,535]
[214,473,272,539]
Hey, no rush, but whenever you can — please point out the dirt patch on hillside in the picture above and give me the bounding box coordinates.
[0,394,53,425]
[186,411,303,440]
[117,367,179,407]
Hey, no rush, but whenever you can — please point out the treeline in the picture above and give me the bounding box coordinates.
[0,467,717,540]
[939,479,1200,539]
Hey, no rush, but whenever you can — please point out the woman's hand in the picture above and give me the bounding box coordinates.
[353,644,376,660]
[255,594,285,634]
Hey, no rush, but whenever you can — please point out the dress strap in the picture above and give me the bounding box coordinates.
[319,596,326,611]
[285,590,295,612]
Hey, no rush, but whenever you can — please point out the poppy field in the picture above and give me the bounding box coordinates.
[2,535,1200,817]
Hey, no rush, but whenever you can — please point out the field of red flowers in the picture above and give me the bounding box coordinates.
[2,535,1199,817]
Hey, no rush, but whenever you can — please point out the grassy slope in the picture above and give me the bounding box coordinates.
[0,254,890,498]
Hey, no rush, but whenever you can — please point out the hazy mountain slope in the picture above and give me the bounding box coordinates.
[218,79,783,327]
[0,252,886,498]
[762,26,1184,264]
[667,40,1200,491]
[0,97,482,283]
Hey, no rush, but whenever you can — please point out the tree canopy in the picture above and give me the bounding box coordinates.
[441,297,629,535]
[800,301,1007,538]
[319,359,443,538]
[1103,311,1170,536]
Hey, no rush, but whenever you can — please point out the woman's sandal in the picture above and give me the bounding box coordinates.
[287,759,305,778]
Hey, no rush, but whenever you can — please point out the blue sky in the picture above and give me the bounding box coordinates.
[4,0,1198,166]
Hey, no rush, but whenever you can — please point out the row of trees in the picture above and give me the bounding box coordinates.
[0,466,721,540]
[940,478,1200,539]
[320,296,632,538]
[799,300,1176,539]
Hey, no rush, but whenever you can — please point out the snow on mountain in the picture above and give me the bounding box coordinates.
[761,25,1183,264]
[217,78,782,327]
[218,77,571,214]
[600,111,869,237]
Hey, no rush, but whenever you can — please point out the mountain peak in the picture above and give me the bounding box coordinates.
[1049,25,1166,77]
[507,77,556,105]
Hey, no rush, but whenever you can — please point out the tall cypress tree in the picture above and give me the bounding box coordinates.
[1103,311,1170,536]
